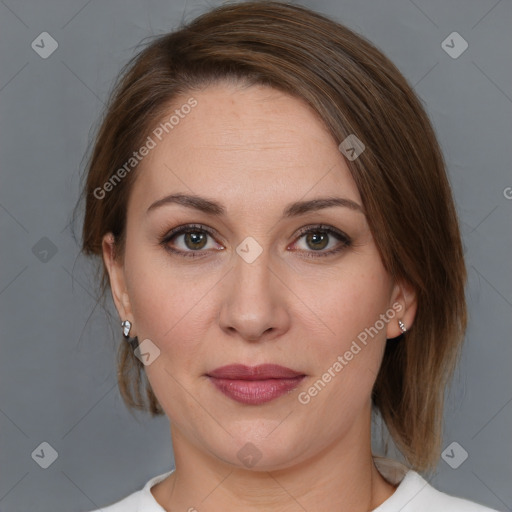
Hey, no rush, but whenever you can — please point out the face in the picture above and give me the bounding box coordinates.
[103,82,415,471]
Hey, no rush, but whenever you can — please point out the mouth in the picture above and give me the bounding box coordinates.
[206,364,306,405]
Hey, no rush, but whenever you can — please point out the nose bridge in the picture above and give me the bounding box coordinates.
[218,236,287,340]
[231,237,275,305]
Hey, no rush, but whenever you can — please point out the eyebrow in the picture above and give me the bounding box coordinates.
[146,193,364,217]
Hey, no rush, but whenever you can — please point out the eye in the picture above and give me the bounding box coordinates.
[159,223,351,260]
[160,224,222,259]
[290,224,351,258]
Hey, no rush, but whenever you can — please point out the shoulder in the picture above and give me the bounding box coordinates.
[373,457,500,512]
[84,470,173,512]
[389,470,501,512]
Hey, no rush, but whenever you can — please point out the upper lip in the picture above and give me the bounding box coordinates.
[207,364,305,380]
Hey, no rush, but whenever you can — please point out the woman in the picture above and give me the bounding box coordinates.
[79,1,500,510]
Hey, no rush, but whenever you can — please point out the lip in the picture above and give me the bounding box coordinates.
[206,364,306,405]
[208,364,304,380]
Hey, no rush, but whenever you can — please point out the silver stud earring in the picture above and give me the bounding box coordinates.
[121,320,132,337]
[121,320,138,348]
[398,320,407,333]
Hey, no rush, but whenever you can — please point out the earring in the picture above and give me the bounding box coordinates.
[121,320,139,348]
[398,320,407,333]
[121,320,131,337]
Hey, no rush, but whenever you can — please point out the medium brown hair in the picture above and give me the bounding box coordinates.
[76,0,467,473]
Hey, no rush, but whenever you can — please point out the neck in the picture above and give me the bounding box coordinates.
[152,414,397,511]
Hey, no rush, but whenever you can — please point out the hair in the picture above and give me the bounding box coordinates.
[75,0,467,473]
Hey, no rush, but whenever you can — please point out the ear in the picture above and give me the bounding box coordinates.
[102,233,135,334]
[386,278,417,339]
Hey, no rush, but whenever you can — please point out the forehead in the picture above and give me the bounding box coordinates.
[129,83,360,215]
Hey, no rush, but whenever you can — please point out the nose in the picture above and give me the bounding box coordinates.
[218,245,291,343]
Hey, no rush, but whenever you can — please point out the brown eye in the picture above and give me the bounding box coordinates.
[183,230,208,250]
[304,231,329,251]
[160,224,223,259]
[292,225,352,258]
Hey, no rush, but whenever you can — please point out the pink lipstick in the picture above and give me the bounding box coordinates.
[206,364,305,405]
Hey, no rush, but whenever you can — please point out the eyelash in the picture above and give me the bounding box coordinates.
[159,223,352,260]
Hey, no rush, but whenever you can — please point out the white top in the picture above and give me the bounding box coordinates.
[87,457,500,512]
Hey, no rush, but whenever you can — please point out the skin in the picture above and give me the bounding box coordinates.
[103,82,417,511]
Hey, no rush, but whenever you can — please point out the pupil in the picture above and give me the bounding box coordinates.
[308,232,327,250]
[186,231,206,249]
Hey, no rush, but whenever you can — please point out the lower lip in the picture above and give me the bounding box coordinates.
[208,376,305,405]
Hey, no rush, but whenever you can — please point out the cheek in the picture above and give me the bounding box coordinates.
[127,273,209,361]
[294,254,392,409]
[296,255,393,349]
[123,255,214,420]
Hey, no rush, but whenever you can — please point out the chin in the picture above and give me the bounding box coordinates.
[204,429,309,472]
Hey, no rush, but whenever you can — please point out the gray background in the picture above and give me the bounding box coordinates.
[0,0,511,510]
